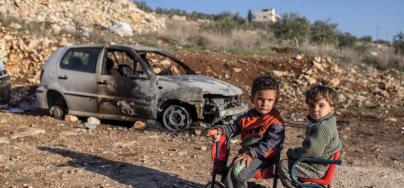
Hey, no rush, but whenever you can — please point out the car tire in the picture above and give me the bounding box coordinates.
[162,105,192,131]
[49,105,65,120]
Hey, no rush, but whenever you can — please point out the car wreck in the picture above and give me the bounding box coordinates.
[36,44,247,131]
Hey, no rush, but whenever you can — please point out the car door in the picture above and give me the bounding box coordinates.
[58,47,101,113]
[97,47,154,117]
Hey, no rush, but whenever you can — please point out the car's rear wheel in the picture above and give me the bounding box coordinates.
[49,105,65,119]
[162,105,192,131]
[47,91,67,120]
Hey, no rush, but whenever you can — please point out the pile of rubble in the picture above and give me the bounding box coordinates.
[0,0,165,35]
[0,0,166,85]
[0,25,57,84]
[276,54,404,113]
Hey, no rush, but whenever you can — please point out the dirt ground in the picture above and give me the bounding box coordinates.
[1,51,404,188]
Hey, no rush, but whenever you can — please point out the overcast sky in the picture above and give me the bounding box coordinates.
[141,0,404,41]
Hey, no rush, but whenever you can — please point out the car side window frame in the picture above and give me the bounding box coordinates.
[103,47,151,79]
[59,47,101,73]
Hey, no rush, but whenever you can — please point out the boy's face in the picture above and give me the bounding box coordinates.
[307,98,334,120]
[251,89,277,115]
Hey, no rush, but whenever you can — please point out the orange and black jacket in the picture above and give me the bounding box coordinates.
[217,108,285,159]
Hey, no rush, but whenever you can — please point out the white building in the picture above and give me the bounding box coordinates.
[251,8,279,23]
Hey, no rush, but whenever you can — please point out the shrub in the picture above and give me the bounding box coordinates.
[374,39,390,46]
[132,1,153,12]
[310,20,338,45]
[200,12,246,35]
[392,32,404,55]
[337,32,357,49]
[359,36,373,43]
[271,13,310,45]
[187,35,210,48]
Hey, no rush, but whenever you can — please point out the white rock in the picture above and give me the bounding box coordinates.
[338,94,347,103]
[87,116,101,125]
[108,22,134,37]
[51,24,62,34]
[386,117,397,122]
[0,137,9,144]
[295,54,304,60]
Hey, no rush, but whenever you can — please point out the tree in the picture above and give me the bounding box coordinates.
[247,10,253,23]
[271,13,310,45]
[359,35,373,43]
[132,1,152,12]
[392,32,404,55]
[374,39,390,46]
[337,32,357,49]
[310,20,338,45]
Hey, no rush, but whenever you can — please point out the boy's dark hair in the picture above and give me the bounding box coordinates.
[305,85,337,108]
[251,75,280,97]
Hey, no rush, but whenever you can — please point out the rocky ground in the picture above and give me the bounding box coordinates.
[0,105,403,188]
[0,49,403,188]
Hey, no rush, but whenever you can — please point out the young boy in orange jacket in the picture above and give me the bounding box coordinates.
[208,75,285,188]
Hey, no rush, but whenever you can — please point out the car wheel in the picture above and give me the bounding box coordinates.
[49,105,65,120]
[162,105,192,131]
[205,181,224,188]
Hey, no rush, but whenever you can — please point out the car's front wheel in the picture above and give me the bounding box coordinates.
[162,105,192,131]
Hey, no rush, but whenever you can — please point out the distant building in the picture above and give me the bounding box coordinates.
[250,8,279,23]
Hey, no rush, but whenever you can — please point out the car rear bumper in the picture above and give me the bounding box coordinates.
[36,86,48,109]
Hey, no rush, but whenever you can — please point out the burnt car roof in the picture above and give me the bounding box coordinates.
[62,44,165,53]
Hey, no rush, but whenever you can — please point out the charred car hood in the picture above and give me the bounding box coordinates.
[162,75,243,96]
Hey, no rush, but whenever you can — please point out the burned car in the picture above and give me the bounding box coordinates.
[36,44,247,131]
[0,59,11,105]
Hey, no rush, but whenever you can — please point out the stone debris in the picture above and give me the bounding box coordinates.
[0,0,165,35]
[237,60,249,64]
[133,120,146,129]
[85,116,100,129]
[194,129,202,137]
[200,146,207,151]
[87,116,100,125]
[64,115,79,122]
[0,137,9,144]
[295,54,304,60]
[233,67,242,73]
[386,117,398,122]
[0,0,165,85]
[9,127,45,139]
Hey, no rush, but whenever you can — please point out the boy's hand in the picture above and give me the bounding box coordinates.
[235,151,253,168]
[207,129,221,142]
